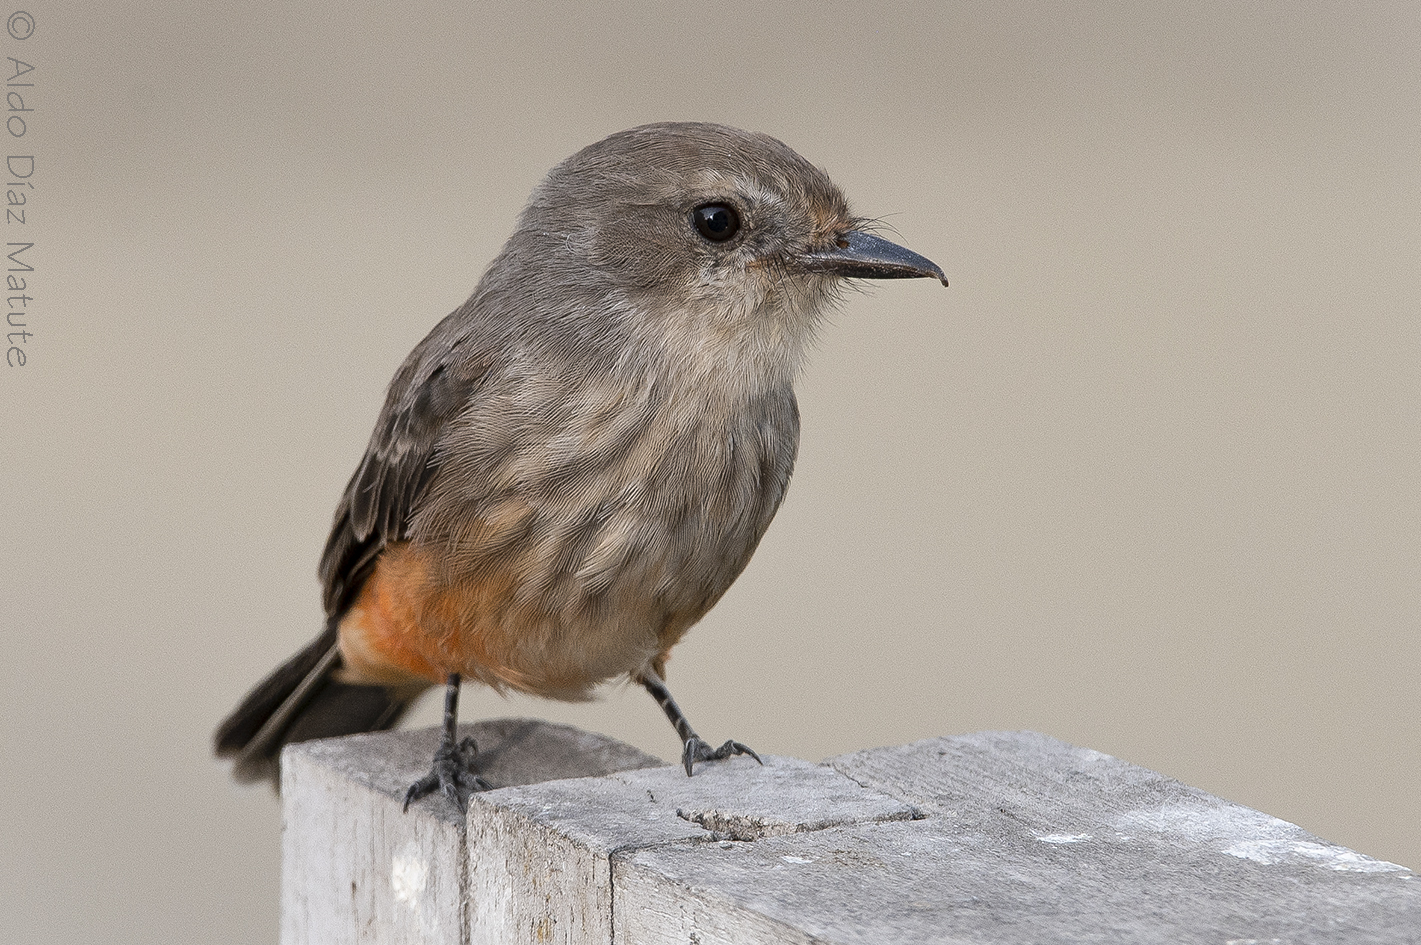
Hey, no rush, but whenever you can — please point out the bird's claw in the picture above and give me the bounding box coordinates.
[681,735,762,776]
[403,735,490,812]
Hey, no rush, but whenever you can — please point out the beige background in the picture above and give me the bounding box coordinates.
[3,2,1418,941]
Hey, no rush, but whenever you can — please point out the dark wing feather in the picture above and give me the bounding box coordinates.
[214,328,488,782]
[320,341,489,619]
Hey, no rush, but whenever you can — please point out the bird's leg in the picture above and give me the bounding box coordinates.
[403,673,489,812]
[638,667,761,776]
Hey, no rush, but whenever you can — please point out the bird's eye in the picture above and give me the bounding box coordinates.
[692,204,741,242]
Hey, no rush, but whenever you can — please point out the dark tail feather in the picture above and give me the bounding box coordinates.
[214,623,419,785]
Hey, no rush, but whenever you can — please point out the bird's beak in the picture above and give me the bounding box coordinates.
[800,229,947,286]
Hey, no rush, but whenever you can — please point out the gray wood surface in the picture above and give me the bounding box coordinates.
[468,752,916,945]
[280,717,662,944]
[281,722,1421,944]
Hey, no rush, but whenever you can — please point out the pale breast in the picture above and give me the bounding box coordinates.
[403,368,800,698]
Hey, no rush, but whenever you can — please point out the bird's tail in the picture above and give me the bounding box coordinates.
[214,622,421,784]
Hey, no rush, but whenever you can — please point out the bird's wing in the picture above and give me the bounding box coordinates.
[319,334,490,619]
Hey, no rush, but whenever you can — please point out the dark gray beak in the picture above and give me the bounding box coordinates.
[800,229,947,286]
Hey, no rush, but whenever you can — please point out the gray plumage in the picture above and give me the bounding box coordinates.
[218,121,945,795]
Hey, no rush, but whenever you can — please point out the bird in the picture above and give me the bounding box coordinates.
[214,121,946,812]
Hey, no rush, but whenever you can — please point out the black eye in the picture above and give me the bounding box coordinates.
[692,204,740,242]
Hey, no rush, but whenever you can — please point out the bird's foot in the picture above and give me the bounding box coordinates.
[681,735,762,776]
[403,735,490,812]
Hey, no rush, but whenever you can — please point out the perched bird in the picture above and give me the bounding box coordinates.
[214,122,946,811]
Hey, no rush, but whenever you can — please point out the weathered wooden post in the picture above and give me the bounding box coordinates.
[282,720,1420,944]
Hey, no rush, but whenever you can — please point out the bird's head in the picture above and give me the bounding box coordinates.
[492,122,945,387]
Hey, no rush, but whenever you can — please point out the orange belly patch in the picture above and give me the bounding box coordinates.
[335,540,650,699]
